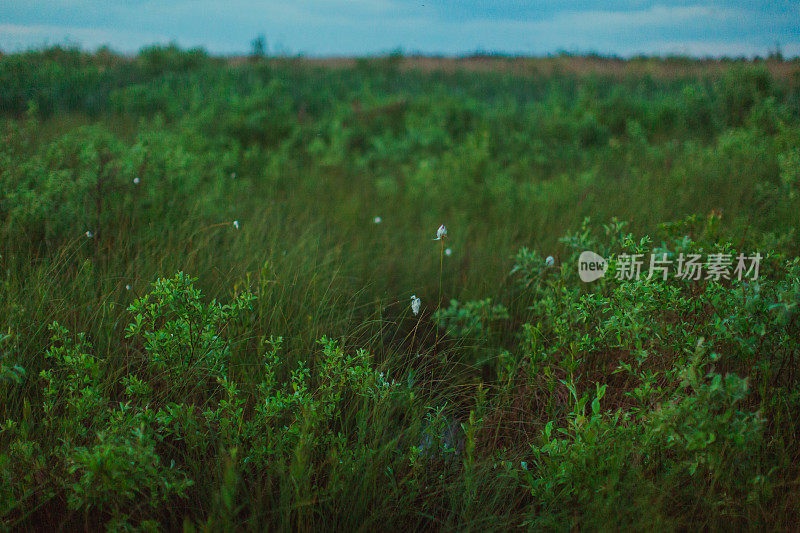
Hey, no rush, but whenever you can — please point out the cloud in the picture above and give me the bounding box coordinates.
[0,1,796,57]
[0,23,168,52]
[554,5,737,27]
[643,39,800,57]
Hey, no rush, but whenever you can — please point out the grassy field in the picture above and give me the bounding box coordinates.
[1,45,800,531]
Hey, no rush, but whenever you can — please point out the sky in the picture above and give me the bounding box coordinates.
[0,1,798,58]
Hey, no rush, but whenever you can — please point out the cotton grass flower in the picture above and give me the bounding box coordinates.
[545,255,555,267]
[410,295,421,316]
[85,231,93,238]
[133,177,140,185]
[445,248,452,256]
[233,220,239,230]
[434,224,447,240]
[374,216,382,224]
[125,284,131,291]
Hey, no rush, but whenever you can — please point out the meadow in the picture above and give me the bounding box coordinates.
[1,45,800,530]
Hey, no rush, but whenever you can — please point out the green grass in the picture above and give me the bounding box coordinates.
[1,45,800,530]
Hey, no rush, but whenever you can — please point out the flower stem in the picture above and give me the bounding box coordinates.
[435,239,444,355]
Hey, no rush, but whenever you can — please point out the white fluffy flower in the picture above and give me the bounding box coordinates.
[410,295,421,316]
[133,177,140,185]
[445,248,452,256]
[85,231,93,238]
[233,220,239,230]
[125,284,131,291]
[545,255,555,267]
[434,224,447,240]
[374,216,382,224]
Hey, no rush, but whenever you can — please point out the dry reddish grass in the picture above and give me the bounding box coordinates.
[229,54,799,85]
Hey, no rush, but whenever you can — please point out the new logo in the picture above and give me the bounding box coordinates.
[578,251,607,282]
